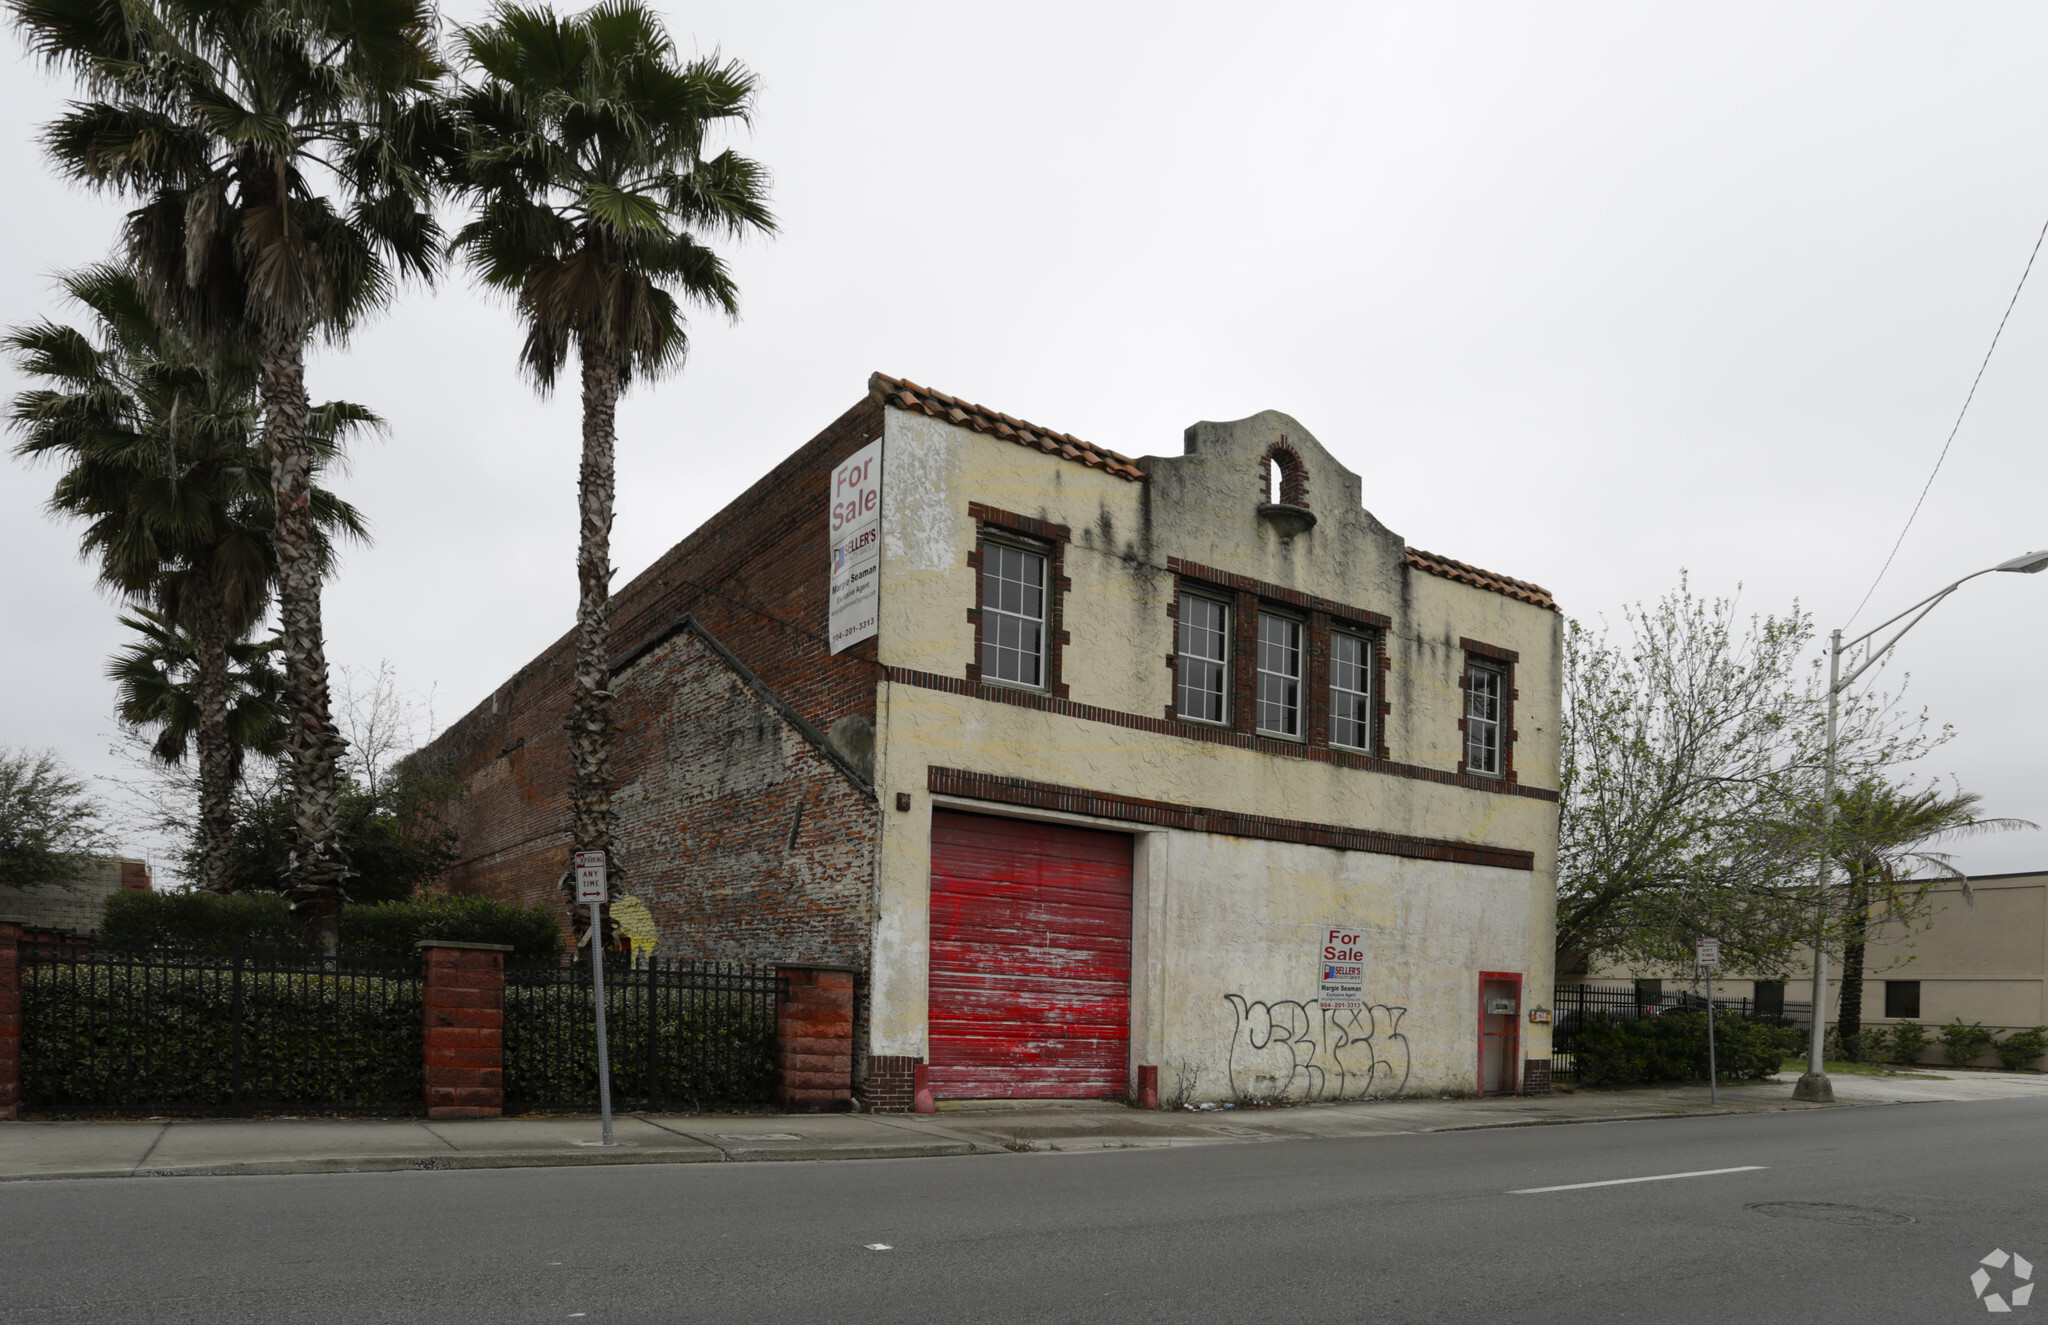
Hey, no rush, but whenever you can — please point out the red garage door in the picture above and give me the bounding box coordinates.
[928,811,1133,1099]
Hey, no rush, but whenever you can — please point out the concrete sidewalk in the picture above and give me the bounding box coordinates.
[1,1070,2040,1182]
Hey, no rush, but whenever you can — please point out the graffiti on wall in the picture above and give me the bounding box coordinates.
[1222,994,1411,1101]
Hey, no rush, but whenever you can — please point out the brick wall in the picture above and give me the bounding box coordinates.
[0,858,151,936]
[1523,1059,1551,1096]
[423,395,887,924]
[863,1054,919,1113]
[607,627,877,969]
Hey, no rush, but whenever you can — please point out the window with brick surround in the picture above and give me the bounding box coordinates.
[1256,613,1304,738]
[1464,660,1505,776]
[1329,629,1375,750]
[979,540,1048,687]
[1176,592,1230,724]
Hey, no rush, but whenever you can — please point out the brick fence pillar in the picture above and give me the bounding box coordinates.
[1523,1059,1551,1096]
[0,918,24,1122]
[418,941,513,1120]
[775,966,855,1111]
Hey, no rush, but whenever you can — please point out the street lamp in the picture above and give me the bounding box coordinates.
[1792,549,2048,1103]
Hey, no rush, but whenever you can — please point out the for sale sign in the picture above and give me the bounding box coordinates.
[1318,927,1366,1009]
[828,441,883,653]
[574,850,607,904]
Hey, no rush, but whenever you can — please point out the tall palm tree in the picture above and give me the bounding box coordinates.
[7,263,369,894]
[110,604,288,778]
[450,0,772,887]
[1830,779,2035,1054]
[9,0,446,944]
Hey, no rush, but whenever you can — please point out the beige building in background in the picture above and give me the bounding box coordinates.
[0,858,153,937]
[1579,869,2048,1069]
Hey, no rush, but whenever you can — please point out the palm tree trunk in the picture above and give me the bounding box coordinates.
[258,323,349,953]
[568,337,620,924]
[186,565,238,895]
[1838,871,1869,1058]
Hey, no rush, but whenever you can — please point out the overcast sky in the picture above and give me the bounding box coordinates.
[5,2,2046,878]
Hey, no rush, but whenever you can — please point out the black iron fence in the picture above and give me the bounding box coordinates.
[502,958,782,1112]
[1549,983,1811,1083]
[21,941,424,1115]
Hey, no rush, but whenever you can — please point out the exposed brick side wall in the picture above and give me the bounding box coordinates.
[1522,1059,1551,1096]
[864,1054,919,1114]
[608,628,877,968]
[422,396,886,932]
[421,943,509,1119]
[776,967,854,1111]
[0,922,20,1120]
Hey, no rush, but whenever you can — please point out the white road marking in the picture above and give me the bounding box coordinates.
[865,1244,893,1251]
[1510,1165,1767,1194]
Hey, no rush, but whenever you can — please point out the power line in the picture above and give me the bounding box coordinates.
[1845,210,2048,627]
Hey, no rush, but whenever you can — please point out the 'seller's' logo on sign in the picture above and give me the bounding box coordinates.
[1973,1249,2035,1313]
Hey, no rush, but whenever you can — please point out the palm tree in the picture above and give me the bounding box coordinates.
[1830,779,2035,1055]
[9,0,445,945]
[449,0,773,887]
[7,263,369,895]
[110,603,288,782]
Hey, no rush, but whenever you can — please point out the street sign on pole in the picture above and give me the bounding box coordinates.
[1698,937,1720,1105]
[1695,938,1721,967]
[572,850,615,1146]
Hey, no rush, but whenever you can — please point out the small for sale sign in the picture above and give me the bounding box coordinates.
[1318,927,1366,1010]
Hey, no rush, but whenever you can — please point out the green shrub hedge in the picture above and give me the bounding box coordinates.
[1573,1010,1800,1087]
[22,960,422,1112]
[502,974,776,1110]
[99,890,562,960]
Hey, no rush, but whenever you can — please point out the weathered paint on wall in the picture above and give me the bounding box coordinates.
[868,402,1560,1098]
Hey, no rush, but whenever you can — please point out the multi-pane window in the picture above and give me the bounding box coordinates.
[979,542,1046,687]
[1330,631,1374,750]
[1176,593,1229,723]
[1256,614,1303,737]
[1465,661,1504,776]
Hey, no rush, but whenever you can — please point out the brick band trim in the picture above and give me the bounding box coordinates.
[1167,557,1391,630]
[883,667,1559,803]
[927,767,1536,871]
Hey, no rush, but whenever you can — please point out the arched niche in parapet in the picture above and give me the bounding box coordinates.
[1259,439,1316,539]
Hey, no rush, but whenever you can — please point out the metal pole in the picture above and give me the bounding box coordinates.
[590,900,615,1145]
[1703,955,1718,1106]
[1794,630,1840,1104]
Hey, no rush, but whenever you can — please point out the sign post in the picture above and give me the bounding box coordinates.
[1696,937,1721,1105]
[574,850,615,1146]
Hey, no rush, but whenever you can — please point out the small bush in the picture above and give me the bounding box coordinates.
[1994,1026,2048,1072]
[1573,1011,1797,1087]
[1938,1019,1998,1066]
[100,890,562,960]
[1882,1021,1930,1065]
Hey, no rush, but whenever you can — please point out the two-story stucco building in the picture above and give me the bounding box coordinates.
[424,373,1564,1108]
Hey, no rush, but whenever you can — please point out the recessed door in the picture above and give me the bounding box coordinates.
[1479,972,1522,1096]
[927,811,1133,1099]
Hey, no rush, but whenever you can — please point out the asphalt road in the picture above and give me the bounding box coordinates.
[4,1098,2046,1324]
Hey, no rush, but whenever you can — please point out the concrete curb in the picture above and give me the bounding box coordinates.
[0,1139,998,1183]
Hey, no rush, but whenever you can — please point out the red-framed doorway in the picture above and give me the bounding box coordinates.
[1478,971,1523,1096]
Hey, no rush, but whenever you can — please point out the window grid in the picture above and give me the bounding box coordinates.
[979,542,1046,687]
[1256,614,1303,738]
[1176,594,1229,723]
[1465,662,1504,776]
[1330,631,1374,750]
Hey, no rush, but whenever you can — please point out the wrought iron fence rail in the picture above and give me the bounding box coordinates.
[20,942,424,1116]
[1549,983,1803,1083]
[502,958,782,1113]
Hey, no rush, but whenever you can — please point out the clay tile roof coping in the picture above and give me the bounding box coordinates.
[869,371,1146,482]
